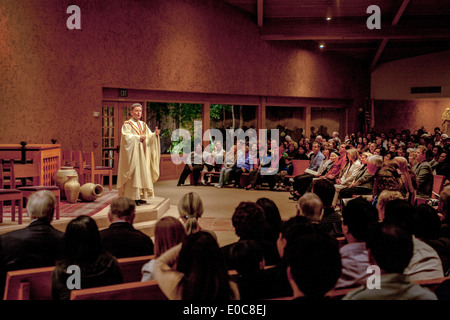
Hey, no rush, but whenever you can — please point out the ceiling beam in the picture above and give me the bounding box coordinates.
[370,0,410,71]
[257,0,263,27]
[259,16,450,41]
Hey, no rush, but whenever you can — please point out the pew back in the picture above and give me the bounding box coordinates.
[3,255,153,300]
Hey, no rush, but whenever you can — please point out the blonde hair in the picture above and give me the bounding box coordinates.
[394,156,415,195]
[178,192,204,235]
[346,148,359,161]
[154,216,186,257]
[297,193,323,223]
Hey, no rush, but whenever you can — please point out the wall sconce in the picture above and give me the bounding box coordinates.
[93,111,100,118]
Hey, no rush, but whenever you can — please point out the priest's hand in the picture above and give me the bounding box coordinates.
[140,135,146,142]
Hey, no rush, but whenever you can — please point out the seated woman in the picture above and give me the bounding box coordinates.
[141,216,186,281]
[295,145,309,160]
[229,144,254,188]
[216,145,237,188]
[273,156,294,191]
[393,156,417,203]
[177,191,216,239]
[52,215,123,300]
[332,148,363,206]
[203,141,226,185]
[153,231,240,300]
[177,142,205,186]
[245,146,272,190]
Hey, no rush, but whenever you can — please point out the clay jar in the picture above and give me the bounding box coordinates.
[56,166,79,198]
[64,175,80,203]
[79,183,104,202]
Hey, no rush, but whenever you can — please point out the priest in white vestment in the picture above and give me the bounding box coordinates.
[117,103,161,204]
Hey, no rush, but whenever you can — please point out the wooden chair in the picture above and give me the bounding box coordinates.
[416,174,446,205]
[81,151,113,191]
[0,162,24,224]
[9,160,60,222]
[62,150,74,167]
[432,174,445,199]
[3,255,154,300]
[70,280,167,300]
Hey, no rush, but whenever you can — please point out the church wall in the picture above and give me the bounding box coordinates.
[371,50,450,135]
[0,0,369,156]
[373,99,450,135]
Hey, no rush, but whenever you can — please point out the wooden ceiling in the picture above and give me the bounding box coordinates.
[220,0,450,70]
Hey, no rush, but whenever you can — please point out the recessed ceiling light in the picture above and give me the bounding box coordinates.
[319,43,325,49]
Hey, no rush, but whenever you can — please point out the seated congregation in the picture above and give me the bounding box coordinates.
[2,125,450,300]
[176,126,450,208]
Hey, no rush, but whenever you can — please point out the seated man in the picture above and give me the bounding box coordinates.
[343,222,437,300]
[290,142,326,198]
[285,228,342,299]
[0,190,64,296]
[311,179,343,238]
[384,199,444,281]
[100,197,154,259]
[335,197,379,289]
[413,145,434,198]
[296,193,323,224]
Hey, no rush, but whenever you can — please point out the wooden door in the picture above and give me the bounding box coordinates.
[101,101,145,175]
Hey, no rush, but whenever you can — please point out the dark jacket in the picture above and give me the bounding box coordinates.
[0,219,64,295]
[100,221,154,259]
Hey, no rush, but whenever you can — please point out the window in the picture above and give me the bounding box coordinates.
[101,105,115,168]
[146,102,202,154]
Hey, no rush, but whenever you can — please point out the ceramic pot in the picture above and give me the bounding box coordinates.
[64,175,80,203]
[56,166,79,198]
[79,183,104,202]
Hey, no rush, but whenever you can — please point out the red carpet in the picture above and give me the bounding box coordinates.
[2,190,118,218]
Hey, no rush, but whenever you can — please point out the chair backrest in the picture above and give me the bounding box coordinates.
[10,160,40,188]
[70,280,167,300]
[3,255,154,300]
[62,150,74,167]
[433,174,445,199]
[0,162,4,188]
[72,151,82,167]
[82,151,94,167]
[290,160,310,176]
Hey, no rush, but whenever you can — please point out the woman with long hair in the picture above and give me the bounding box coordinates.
[141,216,186,281]
[52,215,123,300]
[393,156,418,203]
[154,231,240,300]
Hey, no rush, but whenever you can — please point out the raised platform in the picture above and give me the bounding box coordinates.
[0,196,175,238]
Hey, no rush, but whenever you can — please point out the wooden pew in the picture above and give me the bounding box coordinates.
[116,255,153,283]
[70,280,167,300]
[266,286,358,300]
[3,255,153,300]
[3,266,55,300]
[285,160,310,179]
